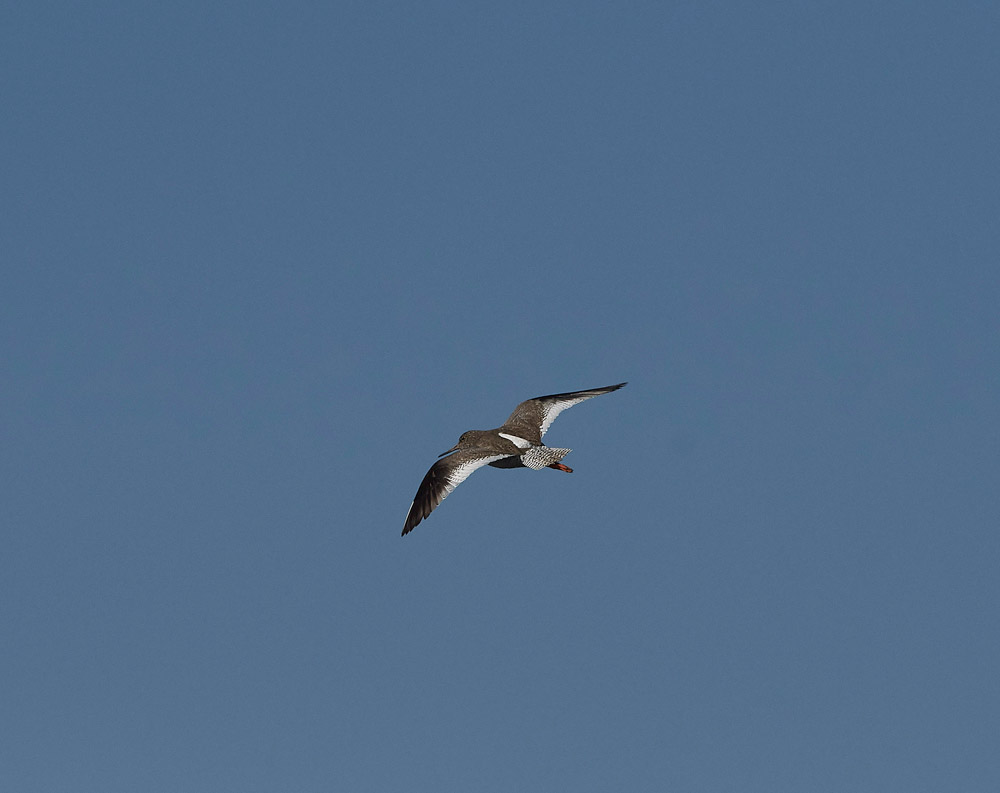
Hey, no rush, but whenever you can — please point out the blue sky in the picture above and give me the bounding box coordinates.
[3,2,999,791]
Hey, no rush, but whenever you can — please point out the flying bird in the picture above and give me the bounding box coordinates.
[402,382,626,535]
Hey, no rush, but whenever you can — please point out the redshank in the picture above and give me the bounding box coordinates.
[402,382,626,535]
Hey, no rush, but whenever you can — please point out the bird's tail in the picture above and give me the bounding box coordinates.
[522,447,571,470]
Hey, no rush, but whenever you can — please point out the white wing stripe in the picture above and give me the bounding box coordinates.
[539,396,593,436]
[443,454,509,495]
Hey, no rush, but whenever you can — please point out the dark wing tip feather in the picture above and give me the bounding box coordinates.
[531,381,627,402]
[402,462,447,536]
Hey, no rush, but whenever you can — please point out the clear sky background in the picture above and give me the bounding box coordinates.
[3,2,999,791]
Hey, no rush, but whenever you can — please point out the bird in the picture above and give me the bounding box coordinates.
[402,382,626,535]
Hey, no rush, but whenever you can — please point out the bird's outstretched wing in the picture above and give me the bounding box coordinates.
[502,382,627,443]
[402,450,512,535]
